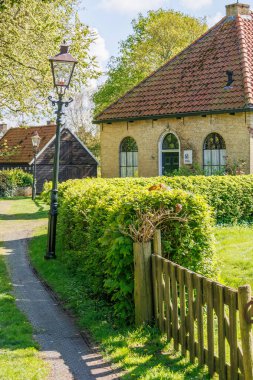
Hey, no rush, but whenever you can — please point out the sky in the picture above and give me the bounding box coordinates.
[79,0,253,70]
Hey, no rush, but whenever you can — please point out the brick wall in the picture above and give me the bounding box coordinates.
[100,112,253,177]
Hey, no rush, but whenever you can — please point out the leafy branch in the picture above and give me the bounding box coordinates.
[0,140,20,158]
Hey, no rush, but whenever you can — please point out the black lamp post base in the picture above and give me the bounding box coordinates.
[44,252,56,260]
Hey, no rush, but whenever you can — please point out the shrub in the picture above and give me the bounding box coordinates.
[160,175,253,224]
[0,171,16,197]
[9,169,33,187]
[171,164,204,176]
[0,169,33,197]
[41,174,253,321]
[54,178,215,323]
[43,174,253,224]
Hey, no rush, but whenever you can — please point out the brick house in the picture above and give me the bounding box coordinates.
[94,3,253,177]
[0,124,98,192]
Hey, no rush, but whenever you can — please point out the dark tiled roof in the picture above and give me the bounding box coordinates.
[0,125,56,163]
[95,13,253,122]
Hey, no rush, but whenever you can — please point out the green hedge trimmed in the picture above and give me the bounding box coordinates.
[162,175,253,224]
[41,174,253,321]
[52,178,214,322]
[0,169,33,197]
[43,175,253,224]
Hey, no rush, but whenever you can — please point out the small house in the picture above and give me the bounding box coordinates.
[0,124,98,192]
[94,3,253,177]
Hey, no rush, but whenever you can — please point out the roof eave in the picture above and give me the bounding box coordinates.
[93,106,253,124]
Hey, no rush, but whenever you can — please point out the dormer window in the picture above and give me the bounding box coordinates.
[224,70,234,89]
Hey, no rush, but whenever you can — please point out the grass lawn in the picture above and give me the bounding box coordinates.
[28,213,213,379]
[3,197,49,220]
[0,243,49,380]
[6,198,253,380]
[215,224,253,289]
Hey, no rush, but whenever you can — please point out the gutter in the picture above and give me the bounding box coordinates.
[93,106,253,124]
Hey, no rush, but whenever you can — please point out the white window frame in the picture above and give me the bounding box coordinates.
[203,133,226,175]
[119,136,138,178]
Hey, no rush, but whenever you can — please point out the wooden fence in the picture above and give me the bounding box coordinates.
[133,230,253,380]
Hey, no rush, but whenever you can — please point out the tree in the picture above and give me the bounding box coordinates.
[68,88,100,159]
[0,0,19,11]
[93,9,207,115]
[0,139,19,158]
[0,0,99,118]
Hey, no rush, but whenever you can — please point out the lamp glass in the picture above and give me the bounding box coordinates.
[52,61,75,88]
[31,134,41,148]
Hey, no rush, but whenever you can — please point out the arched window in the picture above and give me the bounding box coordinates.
[160,133,180,175]
[203,133,226,175]
[120,137,138,177]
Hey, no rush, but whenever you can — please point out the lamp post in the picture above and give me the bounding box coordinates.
[31,131,41,201]
[45,42,78,260]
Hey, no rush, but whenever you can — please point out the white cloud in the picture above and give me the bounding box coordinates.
[98,0,165,13]
[206,12,223,27]
[90,28,110,70]
[180,0,212,11]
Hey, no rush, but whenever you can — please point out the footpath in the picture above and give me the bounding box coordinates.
[0,200,120,380]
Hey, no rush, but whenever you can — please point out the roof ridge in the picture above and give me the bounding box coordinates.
[14,125,56,128]
[95,16,227,121]
[5,125,56,132]
[236,15,253,106]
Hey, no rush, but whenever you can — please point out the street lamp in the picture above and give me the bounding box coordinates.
[45,42,78,260]
[31,131,41,201]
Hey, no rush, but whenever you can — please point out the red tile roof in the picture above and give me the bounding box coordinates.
[0,125,56,163]
[95,13,253,122]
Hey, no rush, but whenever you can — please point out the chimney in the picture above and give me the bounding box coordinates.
[226,3,250,16]
[0,123,7,137]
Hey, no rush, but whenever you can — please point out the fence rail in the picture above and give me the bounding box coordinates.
[133,230,253,380]
[152,254,245,379]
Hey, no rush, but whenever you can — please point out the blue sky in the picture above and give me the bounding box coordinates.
[79,0,253,69]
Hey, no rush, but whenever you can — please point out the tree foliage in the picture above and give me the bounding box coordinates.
[94,9,207,116]
[0,139,19,158]
[0,0,99,118]
[68,89,100,159]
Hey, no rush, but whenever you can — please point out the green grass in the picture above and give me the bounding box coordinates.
[29,226,213,379]
[0,243,49,380]
[0,197,48,221]
[7,198,253,379]
[215,224,253,289]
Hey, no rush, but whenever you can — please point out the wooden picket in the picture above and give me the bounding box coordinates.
[150,231,253,380]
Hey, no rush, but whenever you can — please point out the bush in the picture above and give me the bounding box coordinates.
[54,178,214,323]
[43,174,253,224]
[9,169,33,187]
[41,174,253,321]
[0,169,33,197]
[160,175,253,224]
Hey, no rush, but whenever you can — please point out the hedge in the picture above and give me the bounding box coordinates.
[43,175,253,224]
[0,169,33,197]
[49,178,215,323]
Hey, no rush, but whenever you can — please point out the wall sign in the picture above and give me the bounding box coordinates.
[184,150,193,165]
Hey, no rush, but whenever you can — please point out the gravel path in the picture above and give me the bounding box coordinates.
[0,200,121,380]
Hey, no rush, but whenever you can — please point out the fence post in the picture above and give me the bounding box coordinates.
[238,285,253,380]
[153,229,162,256]
[134,241,153,326]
